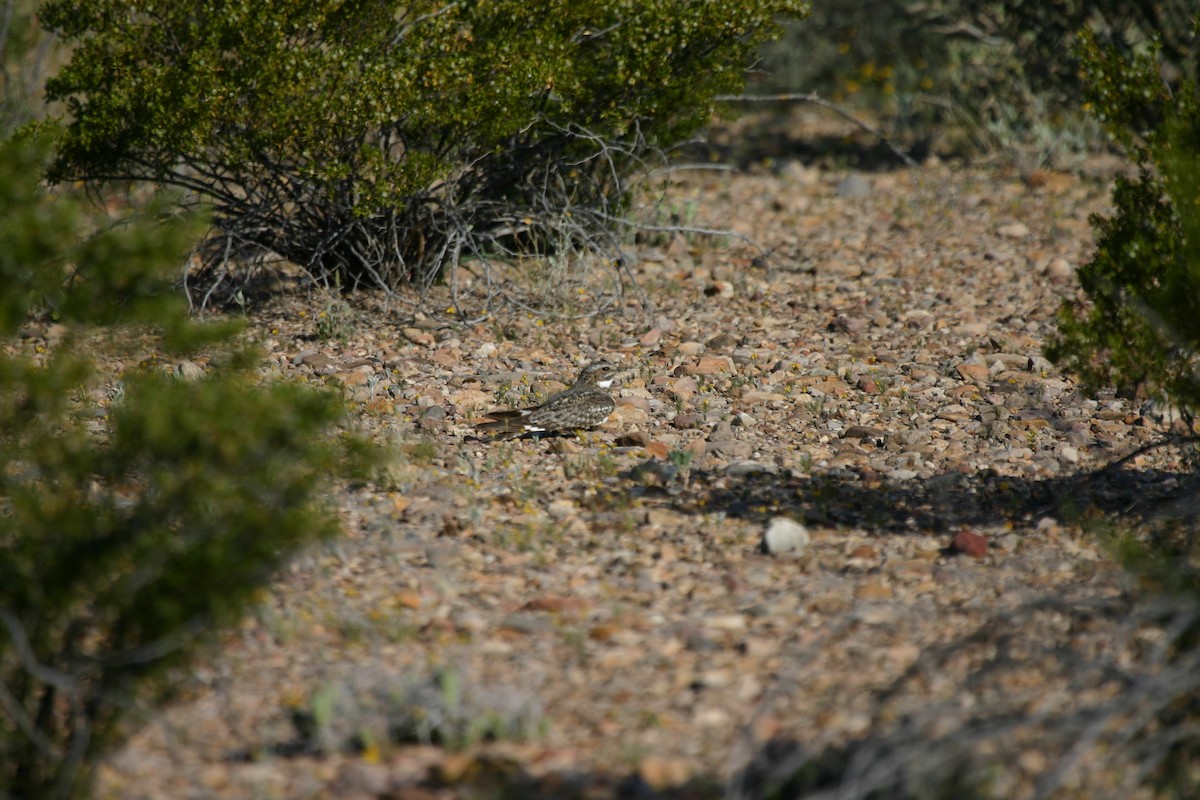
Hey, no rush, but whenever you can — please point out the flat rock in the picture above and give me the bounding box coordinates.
[836,173,871,198]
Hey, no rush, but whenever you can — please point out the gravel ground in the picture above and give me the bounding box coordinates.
[94,148,1198,800]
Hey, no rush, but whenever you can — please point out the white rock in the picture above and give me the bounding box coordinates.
[762,517,810,555]
[1047,257,1073,280]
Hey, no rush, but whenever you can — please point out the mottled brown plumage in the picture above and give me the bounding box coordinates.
[476,362,619,438]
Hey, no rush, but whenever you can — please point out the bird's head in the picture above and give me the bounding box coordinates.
[578,360,621,389]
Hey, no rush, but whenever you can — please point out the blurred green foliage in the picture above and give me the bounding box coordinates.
[1048,22,1200,793]
[1048,25,1200,427]
[0,130,359,799]
[0,0,58,134]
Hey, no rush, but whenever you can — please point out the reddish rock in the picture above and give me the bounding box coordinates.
[615,396,652,412]
[524,595,589,614]
[856,376,880,394]
[429,348,459,367]
[848,544,878,560]
[614,431,650,447]
[395,590,423,609]
[645,440,670,460]
[401,327,435,347]
[689,355,734,375]
[948,529,988,558]
[637,756,692,790]
[956,363,990,383]
[855,581,893,601]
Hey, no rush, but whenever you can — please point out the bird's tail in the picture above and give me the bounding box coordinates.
[475,410,531,437]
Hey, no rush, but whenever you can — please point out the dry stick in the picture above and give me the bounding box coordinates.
[714,92,920,169]
[0,682,59,758]
[0,610,77,691]
[1097,433,1200,476]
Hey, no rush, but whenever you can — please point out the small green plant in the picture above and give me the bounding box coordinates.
[400,439,438,465]
[499,379,538,409]
[313,288,356,342]
[667,448,693,470]
[595,447,620,478]
[294,665,546,755]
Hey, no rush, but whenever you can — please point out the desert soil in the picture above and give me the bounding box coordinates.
[92,119,1195,799]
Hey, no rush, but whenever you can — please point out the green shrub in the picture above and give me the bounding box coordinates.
[0,130,359,800]
[40,0,806,301]
[1047,25,1200,425]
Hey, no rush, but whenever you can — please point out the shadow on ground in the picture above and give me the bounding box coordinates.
[647,456,1196,536]
[693,108,932,172]
[234,461,1195,800]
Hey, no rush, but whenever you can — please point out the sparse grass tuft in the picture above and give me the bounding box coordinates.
[291,664,547,755]
[313,289,356,342]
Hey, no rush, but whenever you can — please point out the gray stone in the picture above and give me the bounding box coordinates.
[726,460,779,478]
[836,173,871,199]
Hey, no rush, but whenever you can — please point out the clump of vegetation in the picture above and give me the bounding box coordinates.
[41,0,806,308]
[756,1,1194,159]
[1046,18,1200,797]
[293,664,546,756]
[1047,24,1200,432]
[0,129,361,800]
[314,288,356,342]
[0,0,57,135]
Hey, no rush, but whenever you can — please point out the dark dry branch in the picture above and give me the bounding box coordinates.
[730,591,1200,800]
[715,92,920,168]
[185,117,690,321]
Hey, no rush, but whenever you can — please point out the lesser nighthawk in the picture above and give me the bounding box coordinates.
[476,361,620,439]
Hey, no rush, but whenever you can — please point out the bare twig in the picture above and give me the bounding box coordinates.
[729,590,1200,800]
[0,681,60,758]
[0,610,77,691]
[1097,433,1200,475]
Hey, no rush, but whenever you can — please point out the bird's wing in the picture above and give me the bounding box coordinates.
[479,408,532,421]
